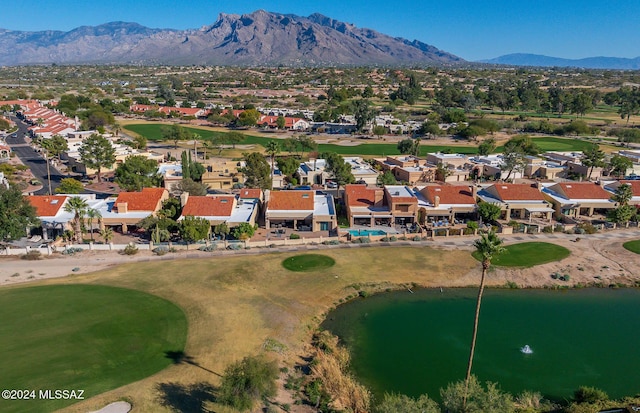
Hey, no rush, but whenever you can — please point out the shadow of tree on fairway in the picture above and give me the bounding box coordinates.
[156,382,216,413]
[165,350,222,377]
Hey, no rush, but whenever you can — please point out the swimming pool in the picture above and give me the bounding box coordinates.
[347,229,387,236]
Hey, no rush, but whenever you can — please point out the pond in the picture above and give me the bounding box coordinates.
[321,288,640,402]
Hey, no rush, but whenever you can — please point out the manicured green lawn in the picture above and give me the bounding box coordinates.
[472,241,571,268]
[622,240,640,254]
[124,123,601,157]
[282,254,336,272]
[0,284,187,413]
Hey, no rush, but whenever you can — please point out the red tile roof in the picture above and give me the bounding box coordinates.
[424,185,476,205]
[238,188,262,199]
[26,195,68,217]
[114,188,167,212]
[345,184,380,207]
[268,190,314,210]
[491,184,544,201]
[182,196,235,217]
[555,182,611,200]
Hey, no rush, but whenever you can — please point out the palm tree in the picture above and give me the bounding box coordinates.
[63,196,88,243]
[85,208,102,242]
[192,133,201,161]
[111,122,122,137]
[265,140,280,190]
[100,227,114,243]
[464,230,505,408]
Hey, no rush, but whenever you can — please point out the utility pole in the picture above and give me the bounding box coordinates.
[46,153,52,195]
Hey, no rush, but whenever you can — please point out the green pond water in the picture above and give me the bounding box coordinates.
[321,288,640,402]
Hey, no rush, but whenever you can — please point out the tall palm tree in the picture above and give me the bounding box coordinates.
[85,208,102,242]
[265,140,280,190]
[464,230,505,408]
[63,196,88,243]
[192,133,201,161]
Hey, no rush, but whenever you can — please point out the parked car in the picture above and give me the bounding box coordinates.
[326,181,338,188]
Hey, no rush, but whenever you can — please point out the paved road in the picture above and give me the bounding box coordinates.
[6,116,63,195]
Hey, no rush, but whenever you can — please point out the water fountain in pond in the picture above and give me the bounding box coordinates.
[520,344,533,354]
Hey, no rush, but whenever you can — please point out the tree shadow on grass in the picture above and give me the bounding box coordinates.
[165,350,222,377]
[156,382,216,413]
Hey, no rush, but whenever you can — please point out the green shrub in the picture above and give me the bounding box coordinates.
[219,355,278,412]
[289,233,300,239]
[322,240,340,245]
[358,290,370,298]
[561,274,571,282]
[412,236,422,241]
[152,246,169,255]
[576,222,597,234]
[542,225,554,233]
[505,281,519,289]
[21,250,42,260]
[573,386,609,404]
[62,247,84,255]
[122,244,139,255]
[352,237,371,244]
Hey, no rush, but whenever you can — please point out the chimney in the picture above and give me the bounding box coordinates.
[180,192,189,207]
[374,188,384,206]
[434,195,440,208]
[116,202,128,214]
[471,185,478,198]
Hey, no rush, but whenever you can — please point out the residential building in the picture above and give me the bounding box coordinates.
[178,193,258,227]
[416,185,477,224]
[258,115,310,130]
[108,188,169,232]
[25,194,72,240]
[427,152,468,169]
[343,157,379,185]
[524,156,565,180]
[477,183,553,222]
[384,185,419,225]
[158,163,183,195]
[374,155,435,184]
[297,159,329,186]
[265,190,337,232]
[343,184,391,227]
[542,182,615,219]
[470,155,524,181]
[201,159,245,190]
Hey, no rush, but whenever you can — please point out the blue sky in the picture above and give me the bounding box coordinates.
[2,0,639,61]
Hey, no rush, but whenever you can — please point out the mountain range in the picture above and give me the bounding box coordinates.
[0,10,463,66]
[480,53,640,70]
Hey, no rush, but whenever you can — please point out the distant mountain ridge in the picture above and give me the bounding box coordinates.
[480,53,640,70]
[0,10,463,66]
